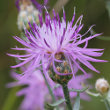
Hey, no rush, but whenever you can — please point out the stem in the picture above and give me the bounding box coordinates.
[42,73,55,102]
[42,72,59,110]
[104,99,110,110]
[73,92,80,110]
[62,84,72,110]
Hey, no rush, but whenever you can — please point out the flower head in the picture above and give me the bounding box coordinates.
[8,70,48,110]
[16,0,44,30]
[8,9,106,77]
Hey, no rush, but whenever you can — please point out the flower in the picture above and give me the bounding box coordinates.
[50,74,92,101]
[8,70,48,110]
[15,0,48,11]
[15,0,48,30]
[17,2,40,30]
[8,69,92,110]
[16,0,43,30]
[8,9,106,77]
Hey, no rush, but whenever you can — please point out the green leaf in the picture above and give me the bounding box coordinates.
[73,93,80,110]
[48,98,65,107]
[86,90,100,97]
[69,86,89,93]
[45,103,54,110]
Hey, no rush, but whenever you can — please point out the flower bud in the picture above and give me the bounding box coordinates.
[17,0,40,31]
[48,53,73,85]
[95,78,109,94]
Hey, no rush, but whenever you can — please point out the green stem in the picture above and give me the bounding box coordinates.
[104,99,110,110]
[62,84,72,110]
[42,73,55,102]
[42,72,59,110]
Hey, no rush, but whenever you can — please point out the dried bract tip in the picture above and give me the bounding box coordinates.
[56,66,61,72]
[95,78,109,94]
[55,52,63,60]
[63,61,68,67]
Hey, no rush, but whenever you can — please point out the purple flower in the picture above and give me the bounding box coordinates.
[15,0,48,11]
[8,70,48,110]
[8,9,107,76]
[8,70,92,110]
[7,52,91,109]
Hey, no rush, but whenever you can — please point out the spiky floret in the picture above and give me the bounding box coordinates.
[8,9,106,77]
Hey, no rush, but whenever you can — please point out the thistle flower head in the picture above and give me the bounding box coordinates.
[17,0,41,30]
[8,70,48,110]
[8,9,107,78]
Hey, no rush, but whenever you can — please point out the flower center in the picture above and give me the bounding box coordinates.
[48,52,73,84]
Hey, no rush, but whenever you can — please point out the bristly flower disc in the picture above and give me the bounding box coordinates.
[8,9,107,77]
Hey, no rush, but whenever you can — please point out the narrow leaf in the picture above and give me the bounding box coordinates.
[48,99,65,107]
[86,90,100,97]
[73,93,80,110]
[45,103,54,110]
[69,86,88,93]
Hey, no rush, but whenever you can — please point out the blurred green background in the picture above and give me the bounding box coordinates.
[0,0,110,110]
